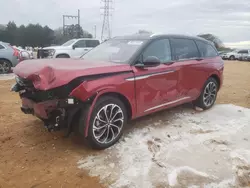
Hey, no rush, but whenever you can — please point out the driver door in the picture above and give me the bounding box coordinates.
[71,40,89,58]
[132,38,181,115]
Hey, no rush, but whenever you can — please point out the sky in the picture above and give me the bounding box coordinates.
[1,0,250,48]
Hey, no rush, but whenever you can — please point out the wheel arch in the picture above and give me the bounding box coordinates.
[209,74,221,90]
[56,53,70,58]
[0,58,13,66]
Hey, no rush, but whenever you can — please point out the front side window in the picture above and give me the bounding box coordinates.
[196,40,218,57]
[170,38,199,60]
[0,44,4,49]
[82,39,145,63]
[142,39,171,63]
[74,40,86,48]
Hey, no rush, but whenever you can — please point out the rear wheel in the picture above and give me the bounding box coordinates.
[0,60,12,74]
[194,77,218,110]
[81,96,127,150]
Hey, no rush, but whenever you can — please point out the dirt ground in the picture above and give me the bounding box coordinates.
[0,61,250,188]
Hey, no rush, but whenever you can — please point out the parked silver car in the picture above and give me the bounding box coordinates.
[0,41,19,73]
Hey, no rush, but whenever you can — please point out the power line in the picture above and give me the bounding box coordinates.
[101,0,113,41]
[63,9,81,38]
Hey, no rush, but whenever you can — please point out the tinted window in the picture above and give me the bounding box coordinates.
[74,40,86,48]
[143,39,171,62]
[86,40,100,48]
[170,38,199,60]
[0,44,4,49]
[238,50,248,54]
[196,41,218,57]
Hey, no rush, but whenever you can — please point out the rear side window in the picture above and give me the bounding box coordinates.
[86,40,100,48]
[196,40,218,57]
[170,38,199,60]
[0,44,4,49]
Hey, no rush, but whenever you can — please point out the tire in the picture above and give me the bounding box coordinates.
[81,96,127,150]
[0,59,12,74]
[193,77,218,110]
[229,55,235,60]
[56,54,70,58]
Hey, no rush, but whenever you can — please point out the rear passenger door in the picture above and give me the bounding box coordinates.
[170,38,206,100]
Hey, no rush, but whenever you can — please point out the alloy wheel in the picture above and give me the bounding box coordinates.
[92,104,124,144]
[203,82,217,107]
[0,61,10,74]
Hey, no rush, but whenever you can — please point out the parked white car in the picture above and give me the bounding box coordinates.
[40,38,100,59]
[221,49,249,60]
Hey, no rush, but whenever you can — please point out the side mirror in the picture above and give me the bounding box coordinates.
[142,56,161,67]
[72,44,78,50]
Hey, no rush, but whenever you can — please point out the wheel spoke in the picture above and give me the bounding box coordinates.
[110,110,122,122]
[109,104,116,119]
[97,113,107,124]
[110,123,121,131]
[110,128,115,141]
[93,123,108,130]
[103,126,110,143]
[112,118,124,123]
[95,127,107,140]
[103,106,110,122]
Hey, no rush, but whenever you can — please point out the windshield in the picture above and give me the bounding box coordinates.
[81,39,145,63]
[62,39,77,46]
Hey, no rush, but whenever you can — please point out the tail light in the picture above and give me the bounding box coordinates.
[9,45,20,58]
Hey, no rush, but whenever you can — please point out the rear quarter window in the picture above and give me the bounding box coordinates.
[196,40,218,58]
[0,44,5,49]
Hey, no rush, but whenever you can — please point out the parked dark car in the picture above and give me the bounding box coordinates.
[12,34,224,149]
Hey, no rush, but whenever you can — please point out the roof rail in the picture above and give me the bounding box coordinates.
[150,33,163,37]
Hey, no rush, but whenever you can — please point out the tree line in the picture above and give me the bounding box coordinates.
[0,21,93,48]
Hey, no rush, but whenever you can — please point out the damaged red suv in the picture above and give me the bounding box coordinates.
[12,34,224,149]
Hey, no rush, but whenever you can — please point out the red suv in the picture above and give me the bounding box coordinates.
[12,34,224,149]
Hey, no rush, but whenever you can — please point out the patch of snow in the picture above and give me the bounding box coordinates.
[77,104,250,188]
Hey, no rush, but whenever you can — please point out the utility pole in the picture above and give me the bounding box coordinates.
[94,25,97,38]
[101,0,113,41]
[63,9,81,38]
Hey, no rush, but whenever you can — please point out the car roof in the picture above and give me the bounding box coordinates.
[113,33,211,44]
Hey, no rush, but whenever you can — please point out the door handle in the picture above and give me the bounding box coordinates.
[195,58,203,61]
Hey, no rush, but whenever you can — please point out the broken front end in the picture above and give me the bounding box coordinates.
[11,76,89,135]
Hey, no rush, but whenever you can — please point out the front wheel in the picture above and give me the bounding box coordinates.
[229,55,235,60]
[194,78,218,110]
[83,96,127,149]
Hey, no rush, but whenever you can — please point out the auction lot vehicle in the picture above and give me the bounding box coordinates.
[38,38,100,59]
[0,41,19,73]
[238,50,250,61]
[12,34,224,149]
[222,49,249,60]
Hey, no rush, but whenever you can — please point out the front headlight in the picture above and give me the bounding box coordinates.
[48,49,55,56]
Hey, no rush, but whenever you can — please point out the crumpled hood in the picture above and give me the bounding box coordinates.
[13,59,132,90]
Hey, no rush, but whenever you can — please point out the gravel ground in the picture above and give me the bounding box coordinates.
[0,61,250,188]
